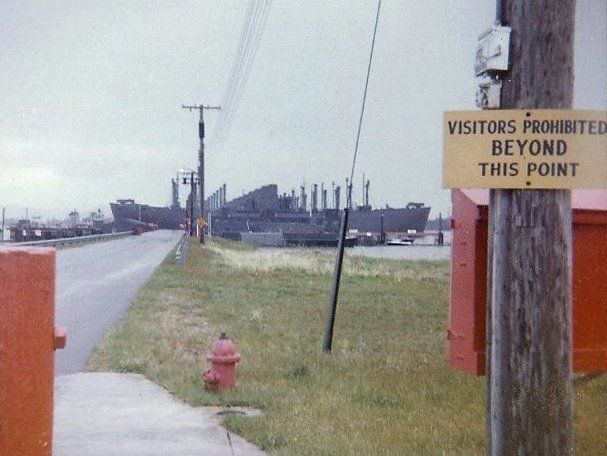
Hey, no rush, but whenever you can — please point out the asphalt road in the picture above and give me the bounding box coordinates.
[54,230,182,376]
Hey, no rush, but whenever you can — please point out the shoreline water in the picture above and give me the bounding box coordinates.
[348,231,451,260]
[348,244,450,261]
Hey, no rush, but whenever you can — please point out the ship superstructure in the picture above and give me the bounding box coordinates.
[205,183,430,246]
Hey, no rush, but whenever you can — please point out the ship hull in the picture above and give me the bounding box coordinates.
[110,201,184,231]
[348,206,431,234]
[206,184,431,244]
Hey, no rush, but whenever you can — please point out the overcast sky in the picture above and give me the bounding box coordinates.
[1,1,605,221]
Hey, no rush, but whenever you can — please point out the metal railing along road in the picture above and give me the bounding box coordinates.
[175,231,189,265]
[1,231,133,248]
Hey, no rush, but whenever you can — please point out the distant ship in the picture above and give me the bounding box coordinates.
[110,199,184,231]
[348,202,430,235]
[205,183,430,246]
[386,237,415,246]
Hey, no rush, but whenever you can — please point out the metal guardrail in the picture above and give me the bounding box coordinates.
[2,231,133,248]
[175,231,189,265]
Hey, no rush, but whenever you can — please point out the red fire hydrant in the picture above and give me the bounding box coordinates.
[203,332,241,390]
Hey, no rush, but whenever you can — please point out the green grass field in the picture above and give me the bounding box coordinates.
[88,239,606,455]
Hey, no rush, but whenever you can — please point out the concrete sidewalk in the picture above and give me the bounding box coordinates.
[53,373,266,456]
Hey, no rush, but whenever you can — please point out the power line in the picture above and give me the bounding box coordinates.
[212,0,272,148]
[214,0,260,138]
[214,2,262,140]
[215,0,261,137]
[347,0,382,207]
[217,0,269,141]
[218,0,256,123]
[220,1,271,141]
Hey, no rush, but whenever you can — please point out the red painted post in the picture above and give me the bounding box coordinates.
[0,248,65,455]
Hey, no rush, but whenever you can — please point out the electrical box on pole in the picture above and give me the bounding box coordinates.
[475,78,502,109]
[475,25,511,75]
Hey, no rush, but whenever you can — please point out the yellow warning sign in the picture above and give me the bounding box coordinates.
[443,110,607,189]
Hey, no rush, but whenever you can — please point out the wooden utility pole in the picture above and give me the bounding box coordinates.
[1,207,5,242]
[182,104,221,244]
[190,171,195,237]
[487,1,575,454]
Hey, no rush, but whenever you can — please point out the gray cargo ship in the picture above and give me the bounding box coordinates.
[110,199,184,231]
[205,183,430,246]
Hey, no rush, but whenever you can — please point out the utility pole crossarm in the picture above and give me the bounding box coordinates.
[181,105,221,110]
[181,105,221,139]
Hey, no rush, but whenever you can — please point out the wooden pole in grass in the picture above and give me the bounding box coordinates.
[487,1,575,454]
[322,208,349,353]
